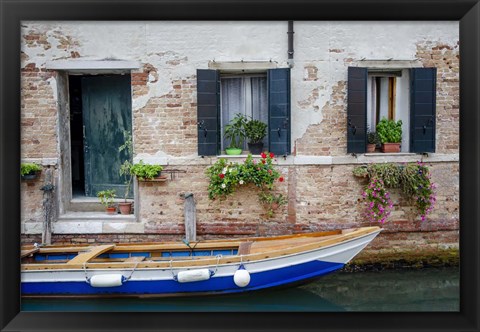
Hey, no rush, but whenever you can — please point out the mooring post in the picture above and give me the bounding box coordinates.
[40,167,55,245]
[183,192,196,242]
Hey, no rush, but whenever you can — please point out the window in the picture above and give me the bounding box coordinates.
[197,68,291,156]
[220,75,268,151]
[347,67,436,154]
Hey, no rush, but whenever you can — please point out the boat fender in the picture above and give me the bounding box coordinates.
[89,274,124,287]
[177,269,211,283]
[233,264,250,287]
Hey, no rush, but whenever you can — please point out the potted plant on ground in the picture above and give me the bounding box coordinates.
[118,130,134,215]
[366,128,379,153]
[244,118,267,155]
[97,189,117,215]
[224,113,247,155]
[130,160,164,181]
[376,118,403,153]
[21,162,42,180]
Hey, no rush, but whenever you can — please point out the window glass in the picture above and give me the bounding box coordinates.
[220,76,268,151]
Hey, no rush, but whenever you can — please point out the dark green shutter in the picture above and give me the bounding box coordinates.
[268,68,291,156]
[347,67,368,153]
[197,69,220,156]
[410,68,436,153]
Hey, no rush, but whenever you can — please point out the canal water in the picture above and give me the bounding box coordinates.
[21,267,459,312]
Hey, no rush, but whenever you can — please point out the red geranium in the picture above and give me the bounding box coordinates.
[260,152,267,159]
[269,152,275,158]
[279,176,284,182]
[261,159,266,164]
[219,173,225,179]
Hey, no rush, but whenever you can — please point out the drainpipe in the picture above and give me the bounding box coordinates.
[287,21,294,68]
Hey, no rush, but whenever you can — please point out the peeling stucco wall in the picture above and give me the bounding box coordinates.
[20,22,460,259]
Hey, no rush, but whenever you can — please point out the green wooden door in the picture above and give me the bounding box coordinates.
[81,75,132,198]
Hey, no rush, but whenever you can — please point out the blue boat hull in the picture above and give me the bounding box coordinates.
[22,260,344,297]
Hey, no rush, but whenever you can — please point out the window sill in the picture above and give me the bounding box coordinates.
[364,152,417,156]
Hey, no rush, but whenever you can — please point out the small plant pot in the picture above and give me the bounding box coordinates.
[21,170,41,181]
[225,148,243,155]
[271,203,279,211]
[106,206,117,215]
[381,143,401,153]
[118,202,133,215]
[248,142,264,155]
[366,144,376,153]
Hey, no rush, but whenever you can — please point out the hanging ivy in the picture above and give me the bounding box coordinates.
[353,162,437,222]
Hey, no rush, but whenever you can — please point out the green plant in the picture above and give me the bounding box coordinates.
[258,192,288,217]
[244,118,267,144]
[21,163,42,176]
[130,160,163,181]
[366,128,379,145]
[353,162,436,222]
[206,152,285,217]
[376,118,402,143]
[224,113,247,149]
[118,130,133,202]
[97,189,116,208]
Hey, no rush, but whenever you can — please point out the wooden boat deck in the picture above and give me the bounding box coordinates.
[21,226,381,271]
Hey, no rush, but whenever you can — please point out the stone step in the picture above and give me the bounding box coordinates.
[57,211,136,222]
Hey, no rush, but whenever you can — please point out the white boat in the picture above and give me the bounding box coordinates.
[21,226,381,297]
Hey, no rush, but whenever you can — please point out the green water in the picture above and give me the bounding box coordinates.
[21,267,459,312]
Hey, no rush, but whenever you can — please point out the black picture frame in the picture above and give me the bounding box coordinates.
[1,0,479,331]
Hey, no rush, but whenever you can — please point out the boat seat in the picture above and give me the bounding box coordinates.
[67,244,115,265]
[124,256,145,263]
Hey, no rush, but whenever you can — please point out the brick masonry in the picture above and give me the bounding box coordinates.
[19,23,460,264]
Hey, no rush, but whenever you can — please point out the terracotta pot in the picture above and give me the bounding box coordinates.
[118,202,133,215]
[106,206,117,215]
[381,143,401,153]
[366,144,376,153]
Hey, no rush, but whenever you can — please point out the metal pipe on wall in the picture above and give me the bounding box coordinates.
[287,21,294,67]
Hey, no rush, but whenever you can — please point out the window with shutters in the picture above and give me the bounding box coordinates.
[347,66,436,154]
[197,68,291,157]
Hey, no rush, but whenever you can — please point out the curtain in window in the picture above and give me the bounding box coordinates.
[221,76,267,151]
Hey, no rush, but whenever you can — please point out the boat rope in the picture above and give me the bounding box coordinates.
[210,254,222,277]
[82,262,91,284]
[123,260,141,282]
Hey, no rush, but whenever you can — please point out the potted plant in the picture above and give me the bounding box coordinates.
[20,163,42,180]
[244,118,267,154]
[224,113,247,155]
[130,160,164,181]
[118,130,134,215]
[366,128,379,153]
[376,118,403,153]
[97,189,117,215]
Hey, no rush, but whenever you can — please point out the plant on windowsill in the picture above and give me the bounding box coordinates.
[376,118,402,153]
[130,160,164,181]
[21,162,42,180]
[224,113,247,155]
[118,130,134,215]
[366,127,379,153]
[97,189,117,215]
[244,118,268,155]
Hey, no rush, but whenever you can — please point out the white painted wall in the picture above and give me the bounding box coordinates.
[22,21,458,157]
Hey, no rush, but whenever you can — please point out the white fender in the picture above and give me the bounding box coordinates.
[234,266,250,287]
[89,274,124,287]
[177,269,211,283]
